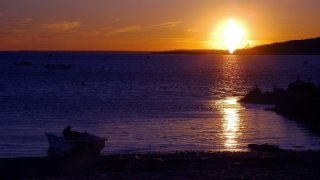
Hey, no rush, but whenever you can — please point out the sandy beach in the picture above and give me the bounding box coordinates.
[1,151,320,179]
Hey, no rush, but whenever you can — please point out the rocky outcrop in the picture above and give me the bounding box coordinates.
[240,80,320,131]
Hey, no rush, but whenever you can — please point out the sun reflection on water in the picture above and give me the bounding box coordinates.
[225,98,238,105]
[223,107,240,148]
[216,97,242,150]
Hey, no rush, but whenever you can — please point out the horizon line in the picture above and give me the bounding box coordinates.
[1,37,319,53]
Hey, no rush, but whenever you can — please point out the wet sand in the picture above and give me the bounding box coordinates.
[1,151,320,179]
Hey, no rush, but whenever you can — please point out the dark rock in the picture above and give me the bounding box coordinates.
[240,87,285,104]
[241,79,320,132]
[247,144,286,153]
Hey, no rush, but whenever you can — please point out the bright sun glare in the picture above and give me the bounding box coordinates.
[211,18,246,54]
[223,19,245,54]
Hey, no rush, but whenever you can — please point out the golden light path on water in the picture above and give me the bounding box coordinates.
[215,55,243,151]
[213,96,242,151]
[222,98,241,149]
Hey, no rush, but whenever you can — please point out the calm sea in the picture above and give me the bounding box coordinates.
[0,52,320,157]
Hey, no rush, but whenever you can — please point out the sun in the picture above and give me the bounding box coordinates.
[223,19,245,54]
[210,18,246,54]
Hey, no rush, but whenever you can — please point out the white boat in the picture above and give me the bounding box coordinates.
[46,132,107,156]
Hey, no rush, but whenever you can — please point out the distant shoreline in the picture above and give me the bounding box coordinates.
[1,50,320,55]
[0,50,153,54]
[1,37,320,55]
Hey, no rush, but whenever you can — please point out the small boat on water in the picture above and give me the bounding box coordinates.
[46,129,107,156]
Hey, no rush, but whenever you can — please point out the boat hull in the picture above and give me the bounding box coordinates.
[46,133,106,156]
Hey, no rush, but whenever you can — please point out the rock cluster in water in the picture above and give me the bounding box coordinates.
[240,79,320,130]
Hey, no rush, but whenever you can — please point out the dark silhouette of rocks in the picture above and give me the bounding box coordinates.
[240,87,285,104]
[240,79,320,131]
[248,144,286,153]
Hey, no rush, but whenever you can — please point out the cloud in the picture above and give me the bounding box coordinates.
[19,18,33,25]
[99,20,181,37]
[89,27,110,36]
[147,21,182,29]
[187,28,201,33]
[43,21,80,31]
[105,25,141,36]
[158,37,196,42]
[114,18,122,22]
[0,16,32,26]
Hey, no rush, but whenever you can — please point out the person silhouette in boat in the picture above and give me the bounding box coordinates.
[62,126,81,139]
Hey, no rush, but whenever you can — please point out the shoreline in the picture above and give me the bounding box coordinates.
[1,150,320,179]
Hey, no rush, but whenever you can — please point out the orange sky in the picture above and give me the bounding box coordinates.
[1,0,320,51]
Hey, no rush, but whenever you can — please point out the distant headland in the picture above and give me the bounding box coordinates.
[156,37,320,55]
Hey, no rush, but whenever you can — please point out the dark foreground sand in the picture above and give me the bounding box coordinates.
[1,151,320,179]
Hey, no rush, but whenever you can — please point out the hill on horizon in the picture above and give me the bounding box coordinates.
[237,37,320,55]
[158,37,320,55]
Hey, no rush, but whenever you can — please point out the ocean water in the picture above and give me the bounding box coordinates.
[0,52,320,157]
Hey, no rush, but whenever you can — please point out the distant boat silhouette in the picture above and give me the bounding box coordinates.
[45,54,57,58]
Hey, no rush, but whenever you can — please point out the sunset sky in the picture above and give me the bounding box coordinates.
[1,0,320,51]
